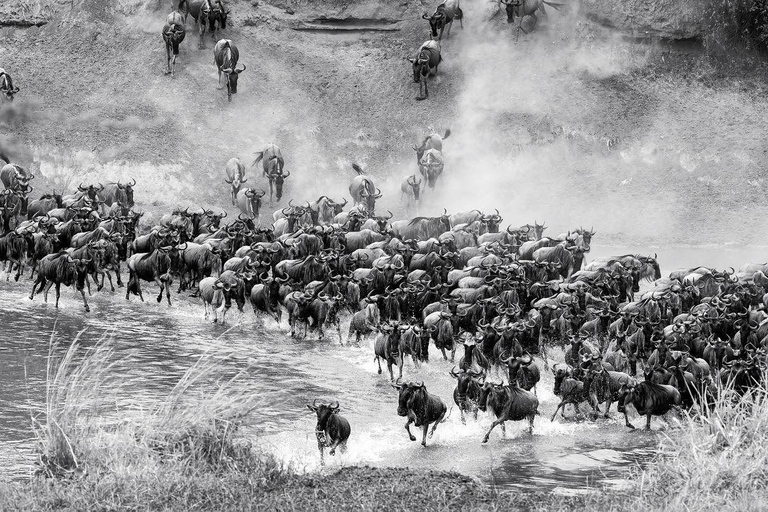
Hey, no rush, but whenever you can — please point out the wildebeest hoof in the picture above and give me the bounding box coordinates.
[329,449,336,456]
[482,436,489,443]
[409,435,416,441]
[216,86,225,90]
[626,423,636,429]
[84,307,90,312]
[157,296,162,303]
[416,96,427,101]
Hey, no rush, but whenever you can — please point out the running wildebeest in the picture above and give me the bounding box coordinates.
[213,39,246,102]
[0,68,19,102]
[423,0,463,41]
[253,144,288,204]
[307,399,351,465]
[499,0,566,39]
[392,379,447,446]
[162,10,186,76]
[408,40,442,101]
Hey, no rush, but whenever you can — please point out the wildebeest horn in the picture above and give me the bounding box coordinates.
[449,366,460,378]
[386,210,393,219]
[78,183,87,191]
[421,11,430,19]
[257,189,266,197]
[236,64,246,74]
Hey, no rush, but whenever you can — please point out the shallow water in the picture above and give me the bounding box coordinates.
[0,245,765,490]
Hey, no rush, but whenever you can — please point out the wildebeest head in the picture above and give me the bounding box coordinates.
[306,399,340,432]
[499,0,522,23]
[392,379,422,416]
[271,170,290,202]
[409,52,430,84]
[480,209,503,233]
[78,183,103,202]
[406,175,421,200]
[0,72,19,102]
[422,8,446,38]
[209,0,229,30]
[244,188,266,217]
[117,178,136,207]
[222,64,246,100]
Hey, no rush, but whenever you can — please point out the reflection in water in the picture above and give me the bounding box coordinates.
[4,244,744,488]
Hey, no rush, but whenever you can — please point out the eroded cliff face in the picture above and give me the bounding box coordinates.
[578,0,709,39]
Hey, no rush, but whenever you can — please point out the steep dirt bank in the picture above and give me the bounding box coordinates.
[1,0,767,246]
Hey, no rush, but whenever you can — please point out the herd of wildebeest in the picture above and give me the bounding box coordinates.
[0,0,763,464]
[0,129,766,459]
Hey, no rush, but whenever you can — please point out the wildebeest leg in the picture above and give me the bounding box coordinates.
[421,424,429,446]
[527,413,535,434]
[624,410,635,429]
[483,417,506,443]
[165,43,172,74]
[645,414,653,431]
[551,401,563,422]
[440,347,447,361]
[217,69,223,89]
[604,401,612,419]
[80,288,90,312]
[428,410,445,440]
[43,280,54,303]
[387,361,395,382]
[376,355,382,374]
[450,346,456,362]
[14,259,23,281]
[204,301,210,319]
[54,283,61,308]
[539,334,550,370]
[404,417,416,441]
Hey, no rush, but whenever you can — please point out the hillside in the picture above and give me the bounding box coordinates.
[1,0,768,245]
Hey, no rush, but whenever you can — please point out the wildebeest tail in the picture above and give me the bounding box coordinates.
[443,128,451,139]
[455,7,463,19]
[352,163,364,175]
[252,151,264,167]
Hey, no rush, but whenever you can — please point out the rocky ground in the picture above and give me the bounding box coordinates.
[1,0,767,246]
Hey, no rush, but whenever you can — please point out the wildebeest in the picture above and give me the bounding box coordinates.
[29,251,91,312]
[126,246,176,305]
[450,366,484,424]
[162,10,186,76]
[1,163,33,192]
[0,68,19,102]
[499,0,565,36]
[222,157,247,206]
[413,128,450,165]
[235,188,266,222]
[400,175,422,208]
[253,144,288,204]
[349,164,381,214]
[180,0,219,49]
[213,39,246,102]
[307,400,351,465]
[391,211,451,241]
[419,148,444,192]
[374,323,403,381]
[408,40,441,101]
[98,179,136,209]
[617,378,681,430]
[423,0,463,40]
[0,230,28,281]
[392,379,447,446]
[250,273,288,323]
[479,378,539,441]
[347,297,380,344]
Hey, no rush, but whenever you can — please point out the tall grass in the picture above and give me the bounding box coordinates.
[634,369,768,510]
[31,329,279,481]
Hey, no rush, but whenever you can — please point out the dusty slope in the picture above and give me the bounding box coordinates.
[1,0,767,245]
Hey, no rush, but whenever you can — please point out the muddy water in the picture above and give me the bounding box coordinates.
[0,246,765,491]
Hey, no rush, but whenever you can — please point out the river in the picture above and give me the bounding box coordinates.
[0,244,765,493]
